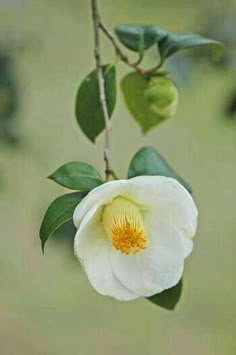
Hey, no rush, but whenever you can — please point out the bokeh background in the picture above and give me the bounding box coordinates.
[0,0,235,354]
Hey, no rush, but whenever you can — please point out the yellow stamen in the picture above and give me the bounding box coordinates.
[102,197,148,255]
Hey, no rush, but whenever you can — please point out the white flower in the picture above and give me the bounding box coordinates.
[73,176,198,301]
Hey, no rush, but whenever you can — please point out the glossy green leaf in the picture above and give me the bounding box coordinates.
[115,25,167,53]
[147,279,183,310]
[48,161,103,191]
[128,146,192,193]
[158,33,224,60]
[39,192,84,252]
[121,72,168,132]
[75,65,116,142]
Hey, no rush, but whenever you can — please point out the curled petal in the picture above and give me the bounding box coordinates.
[111,244,184,297]
[110,221,184,297]
[74,204,138,300]
[73,180,127,228]
[121,176,198,235]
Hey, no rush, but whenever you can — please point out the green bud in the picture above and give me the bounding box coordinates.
[144,76,178,118]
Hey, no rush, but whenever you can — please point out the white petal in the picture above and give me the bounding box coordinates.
[74,203,103,261]
[180,216,198,239]
[73,176,198,243]
[121,176,198,237]
[122,176,198,259]
[74,204,138,301]
[180,236,193,258]
[110,221,184,297]
[142,207,195,259]
[73,180,128,228]
[83,234,138,301]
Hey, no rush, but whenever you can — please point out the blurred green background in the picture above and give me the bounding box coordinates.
[0,0,235,354]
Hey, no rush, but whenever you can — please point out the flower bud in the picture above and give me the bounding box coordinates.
[144,76,178,118]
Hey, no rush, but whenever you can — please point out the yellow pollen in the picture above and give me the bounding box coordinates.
[102,197,148,255]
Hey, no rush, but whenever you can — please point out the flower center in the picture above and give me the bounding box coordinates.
[102,197,148,255]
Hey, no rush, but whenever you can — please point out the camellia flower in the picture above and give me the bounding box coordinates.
[73,176,198,301]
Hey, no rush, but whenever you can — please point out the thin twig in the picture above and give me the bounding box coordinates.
[91,0,113,181]
[145,57,165,75]
[99,21,164,76]
[99,22,146,75]
[132,52,144,66]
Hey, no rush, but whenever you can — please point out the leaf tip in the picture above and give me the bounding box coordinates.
[41,243,45,254]
[141,126,150,134]
[86,134,96,144]
[40,233,45,254]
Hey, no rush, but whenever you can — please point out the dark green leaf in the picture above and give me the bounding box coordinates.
[75,65,116,142]
[121,72,167,132]
[158,33,224,60]
[128,146,192,193]
[115,25,167,53]
[39,192,84,252]
[48,161,103,191]
[147,279,183,310]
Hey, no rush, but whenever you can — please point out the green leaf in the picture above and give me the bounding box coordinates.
[147,279,183,310]
[158,33,224,60]
[48,161,103,191]
[121,72,168,132]
[115,25,168,53]
[128,146,192,193]
[39,192,84,252]
[75,65,116,143]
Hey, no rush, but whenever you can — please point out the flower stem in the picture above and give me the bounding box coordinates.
[91,0,113,181]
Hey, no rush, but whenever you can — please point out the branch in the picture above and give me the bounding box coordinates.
[91,0,113,181]
[99,22,146,75]
[99,22,164,76]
